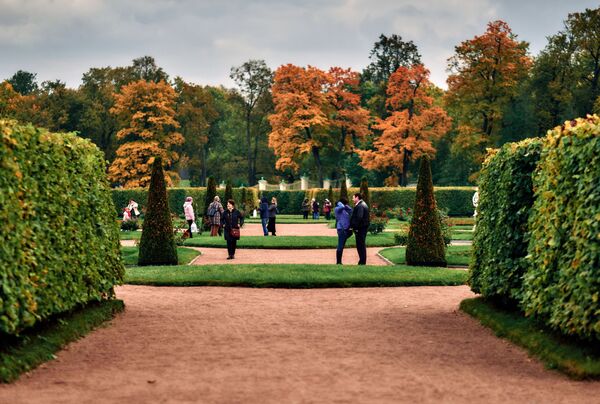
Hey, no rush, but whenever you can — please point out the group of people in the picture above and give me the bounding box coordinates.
[334,193,370,265]
[302,198,333,220]
[122,199,140,222]
[183,195,243,259]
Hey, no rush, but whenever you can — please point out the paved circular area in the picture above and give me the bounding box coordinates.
[189,247,390,266]
[1,286,598,403]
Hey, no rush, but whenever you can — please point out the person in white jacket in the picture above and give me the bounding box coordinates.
[127,199,140,219]
[183,196,195,238]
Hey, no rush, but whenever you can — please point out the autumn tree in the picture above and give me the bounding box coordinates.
[269,64,330,185]
[446,20,531,170]
[230,60,274,185]
[108,80,184,188]
[358,64,451,186]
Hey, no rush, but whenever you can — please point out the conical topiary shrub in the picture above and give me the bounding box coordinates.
[204,176,217,216]
[138,157,178,266]
[224,180,233,202]
[327,185,334,203]
[340,175,349,202]
[360,176,370,208]
[406,156,446,267]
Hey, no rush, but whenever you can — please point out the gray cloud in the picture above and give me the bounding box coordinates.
[1,0,598,89]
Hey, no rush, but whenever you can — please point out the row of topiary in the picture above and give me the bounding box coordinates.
[470,116,599,342]
[112,186,475,217]
[0,120,124,335]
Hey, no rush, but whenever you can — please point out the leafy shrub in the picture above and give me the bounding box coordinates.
[138,157,178,266]
[469,138,543,305]
[394,231,408,245]
[120,220,139,231]
[368,216,388,235]
[523,116,600,341]
[406,157,447,267]
[0,120,123,335]
[438,209,452,246]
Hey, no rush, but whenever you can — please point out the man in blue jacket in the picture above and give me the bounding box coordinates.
[334,198,352,265]
[349,193,370,265]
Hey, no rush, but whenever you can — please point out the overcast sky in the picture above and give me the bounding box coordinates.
[1,0,598,89]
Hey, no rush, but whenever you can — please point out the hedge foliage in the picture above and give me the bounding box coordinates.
[112,186,476,217]
[0,120,123,335]
[523,117,600,341]
[470,115,600,342]
[470,138,543,304]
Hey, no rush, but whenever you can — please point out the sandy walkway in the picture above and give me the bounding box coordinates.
[1,286,598,403]
[189,247,390,266]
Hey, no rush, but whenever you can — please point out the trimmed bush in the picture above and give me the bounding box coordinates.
[469,138,543,304]
[360,177,370,208]
[523,116,600,341]
[204,176,217,217]
[138,157,178,266]
[224,180,233,202]
[0,120,123,335]
[340,177,349,202]
[406,157,447,267]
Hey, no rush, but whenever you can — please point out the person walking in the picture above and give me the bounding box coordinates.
[312,198,320,220]
[221,199,243,259]
[323,199,332,220]
[334,197,352,265]
[301,198,310,220]
[268,197,278,236]
[349,193,370,265]
[207,196,224,237]
[183,196,195,238]
[259,197,269,236]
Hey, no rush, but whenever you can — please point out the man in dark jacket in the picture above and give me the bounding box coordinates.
[350,193,370,265]
[259,197,269,236]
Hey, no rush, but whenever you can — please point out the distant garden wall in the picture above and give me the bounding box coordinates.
[112,186,476,217]
[471,116,600,342]
[0,120,124,335]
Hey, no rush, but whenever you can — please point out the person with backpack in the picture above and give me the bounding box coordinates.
[207,196,224,237]
[301,198,310,220]
[334,197,352,265]
[349,193,370,265]
[311,198,320,220]
[259,197,269,236]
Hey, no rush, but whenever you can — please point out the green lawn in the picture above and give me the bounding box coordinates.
[0,300,124,383]
[119,231,141,240]
[461,298,600,380]
[183,233,397,249]
[125,264,468,287]
[121,246,200,266]
[379,245,472,266]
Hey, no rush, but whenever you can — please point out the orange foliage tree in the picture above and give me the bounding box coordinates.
[446,20,532,168]
[108,80,183,188]
[268,64,370,185]
[357,64,451,186]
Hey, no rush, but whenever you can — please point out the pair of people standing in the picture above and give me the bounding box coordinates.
[207,196,225,237]
[259,197,278,236]
[335,193,370,265]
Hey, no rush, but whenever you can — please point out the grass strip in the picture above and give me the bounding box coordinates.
[121,246,200,266]
[183,233,397,249]
[125,264,468,287]
[0,299,125,383]
[460,297,600,380]
[379,245,472,266]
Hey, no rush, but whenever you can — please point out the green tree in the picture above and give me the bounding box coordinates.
[340,175,349,202]
[230,60,274,185]
[406,157,446,267]
[359,177,370,208]
[138,157,178,266]
[224,180,233,202]
[204,176,217,218]
[7,70,38,95]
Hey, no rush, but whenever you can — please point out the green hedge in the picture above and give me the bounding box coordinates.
[0,120,124,335]
[470,138,543,304]
[115,187,476,217]
[523,117,600,341]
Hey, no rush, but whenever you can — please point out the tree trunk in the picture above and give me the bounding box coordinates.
[246,110,253,186]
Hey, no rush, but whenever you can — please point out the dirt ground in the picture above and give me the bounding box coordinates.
[1,286,599,403]
[189,247,390,266]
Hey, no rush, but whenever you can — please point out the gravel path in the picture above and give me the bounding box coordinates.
[1,286,598,403]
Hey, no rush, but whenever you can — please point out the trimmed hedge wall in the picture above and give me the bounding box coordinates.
[469,138,543,304]
[523,117,600,341]
[0,120,124,335]
[112,187,476,217]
